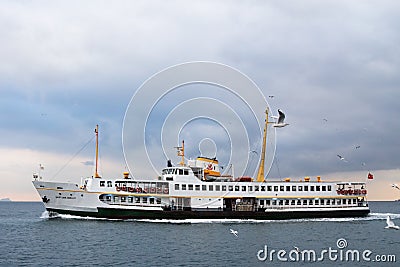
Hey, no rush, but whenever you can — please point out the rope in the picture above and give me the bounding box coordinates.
[52,135,95,179]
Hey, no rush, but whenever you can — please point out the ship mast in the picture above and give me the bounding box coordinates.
[94,125,101,178]
[256,108,269,182]
[176,140,185,166]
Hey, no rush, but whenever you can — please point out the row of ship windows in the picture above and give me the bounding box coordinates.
[260,198,360,206]
[100,195,162,204]
[174,184,332,192]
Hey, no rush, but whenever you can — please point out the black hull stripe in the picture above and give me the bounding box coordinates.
[47,208,370,220]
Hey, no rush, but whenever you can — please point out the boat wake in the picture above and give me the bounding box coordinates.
[132,213,400,224]
[40,210,61,219]
[38,212,400,224]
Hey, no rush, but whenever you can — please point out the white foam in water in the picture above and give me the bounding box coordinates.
[132,213,400,224]
[39,212,400,224]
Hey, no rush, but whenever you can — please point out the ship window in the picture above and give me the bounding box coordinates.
[292,186,296,191]
[150,198,154,204]
[100,181,105,187]
[309,199,313,205]
[114,196,119,202]
[222,185,226,191]
[291,200,295,205]
[310,186,315,191]
[326,199,330,205]
[228,186,233,191]
[121,197,126,202]
[272,200,277,205]
[279,186,284,191]
[322,186,326,191]
[279,200,283,205]
[202,185,207,191]
[342,199,346,205]
[107,181,112,187]
[175,184,179,190]
[267,186,272,191]
[182,184,186,190]
[286,186,290,191]
[315,199,319,205]
[215,185,220,191]
[235,186,239,191]
[321,199,325,205]
[136,197,140,203]
[184,169,189,175]
[303,199,307,205]
[128,197,133,203]
[266,200,271,205]
[195,185,200,191]
[188,184,193,190]
[316,186,320,191]
[249,186,253,191]
[285,199,289,205]
[348,199,352,204]
[260,200,264,206]
[179,169,183,175]
[209,185,213,191]
[304,186,308,191]
[261,186,266,191]
[143,198,147,204]
[337,199,341,205]
[255,186,259,191]
[274,186,278,191]
[353,199,357,204]
[298,186,303,191]
[328,185,332,191]
[242,186,246,191]
[297,200,301,205]
[156,198,161,204]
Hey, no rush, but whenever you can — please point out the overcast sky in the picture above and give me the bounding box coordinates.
[1,1,400,200]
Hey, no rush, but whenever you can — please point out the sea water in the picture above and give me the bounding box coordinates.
[0,201,399,266]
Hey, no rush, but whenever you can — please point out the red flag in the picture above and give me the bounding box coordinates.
[367,172,374,180]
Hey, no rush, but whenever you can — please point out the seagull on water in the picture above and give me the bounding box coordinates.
[392,184,400,190]
[385,216,400,230]
[273,109,289,128]
[230,228,238,237]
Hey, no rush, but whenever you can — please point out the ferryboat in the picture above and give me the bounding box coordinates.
[32,109,370,220]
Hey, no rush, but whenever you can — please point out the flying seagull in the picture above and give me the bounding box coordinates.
[337,155,348,162]
[392,184,400,190]
[385,216,400,230]
[273,109,289,128]
[230,228,238,237]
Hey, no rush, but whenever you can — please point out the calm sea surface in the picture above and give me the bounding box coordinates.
[0,201,399,266]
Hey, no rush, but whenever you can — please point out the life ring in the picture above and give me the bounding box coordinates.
[116,186,120,192]
[164,188,169,194]
[150,188,156,193]
[361,189,367,194]
[137,187,142,193]
[128,187,134,192]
